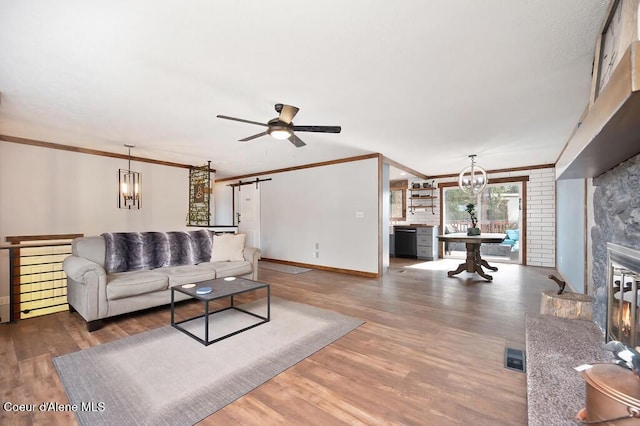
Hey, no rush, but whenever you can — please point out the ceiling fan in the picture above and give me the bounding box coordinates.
[216,103,341,148]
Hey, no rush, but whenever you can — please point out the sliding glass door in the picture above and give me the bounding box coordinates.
[442,182,522,263]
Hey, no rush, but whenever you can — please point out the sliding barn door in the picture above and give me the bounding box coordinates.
[235,183,261,249]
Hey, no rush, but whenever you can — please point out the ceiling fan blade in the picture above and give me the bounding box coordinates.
[278,105,299,124]
[217,115,268,127]
[239,131,269,142]
[288,134,306,148]
[292,125,341,133]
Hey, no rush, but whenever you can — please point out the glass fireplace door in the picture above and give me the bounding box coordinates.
[607,244,640,347]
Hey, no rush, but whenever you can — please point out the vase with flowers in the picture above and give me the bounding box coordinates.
[465,203,481,236]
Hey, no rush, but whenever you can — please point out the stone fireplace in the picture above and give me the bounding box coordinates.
[592,153,640,332]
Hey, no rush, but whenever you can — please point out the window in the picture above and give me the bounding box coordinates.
[442,181,523,263]
[390,180,407,221]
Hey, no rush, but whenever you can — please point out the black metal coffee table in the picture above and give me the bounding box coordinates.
[170,277,270,346]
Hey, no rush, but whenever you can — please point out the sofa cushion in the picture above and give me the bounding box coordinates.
[211,233,245,262]
[106,270,169,300]
[163,265,216,287]
[506,229,519,241]
[198,260,253,278]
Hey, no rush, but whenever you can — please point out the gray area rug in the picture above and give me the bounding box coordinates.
[53,297,363,426]
[259,261,312,274]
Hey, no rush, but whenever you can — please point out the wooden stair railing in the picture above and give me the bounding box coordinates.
[2,234,83,321]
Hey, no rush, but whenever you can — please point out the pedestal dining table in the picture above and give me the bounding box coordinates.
[437,232,507,281]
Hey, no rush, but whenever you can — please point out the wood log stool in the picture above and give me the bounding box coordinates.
[540,289,593,321]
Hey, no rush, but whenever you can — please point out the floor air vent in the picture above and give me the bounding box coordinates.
[504,348,526,372]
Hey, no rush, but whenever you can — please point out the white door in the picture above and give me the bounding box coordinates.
[235,183,261,249]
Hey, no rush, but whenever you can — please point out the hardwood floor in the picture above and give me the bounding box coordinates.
[0,258,554,425]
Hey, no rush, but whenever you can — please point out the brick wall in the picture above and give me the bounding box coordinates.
[526,168,556,267]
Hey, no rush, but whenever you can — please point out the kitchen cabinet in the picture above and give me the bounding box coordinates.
[393,225,438,260]
[417,226,438,260]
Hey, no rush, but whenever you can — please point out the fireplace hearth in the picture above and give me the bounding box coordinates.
[607,243,640,347]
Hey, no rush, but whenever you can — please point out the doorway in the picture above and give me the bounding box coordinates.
[234,183,261,249]
[441,181,523,264]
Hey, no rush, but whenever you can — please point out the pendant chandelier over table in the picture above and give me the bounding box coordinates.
[458,154,487,195]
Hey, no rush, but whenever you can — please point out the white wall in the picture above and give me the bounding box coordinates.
[0,141,201,318]
[215,157,380,274]
[214,180,234,226]
[556,178,586,292]
[0,142,192,238]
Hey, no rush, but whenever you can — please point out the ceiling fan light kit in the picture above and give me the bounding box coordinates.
[266,123,292,140]
[217,103,341,148]
[269,130,291,140]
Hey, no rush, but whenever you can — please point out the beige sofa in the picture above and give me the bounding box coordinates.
[63,230,260,331]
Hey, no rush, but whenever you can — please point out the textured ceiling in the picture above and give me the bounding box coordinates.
[0,0,610,178]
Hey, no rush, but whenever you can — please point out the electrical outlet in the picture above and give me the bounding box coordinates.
[0,296,9,305]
